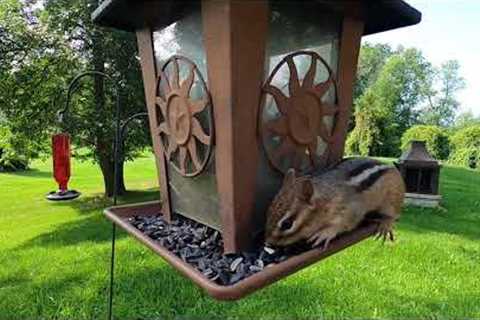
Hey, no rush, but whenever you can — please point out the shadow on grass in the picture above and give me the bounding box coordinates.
[20,189,160,249]
[105,265,335,318]
[2,167,52,179]
[19,214,127,248]
[0,273,94,319]
[0,273,30,290]
[48,188,160,213]
[91,263,480,318]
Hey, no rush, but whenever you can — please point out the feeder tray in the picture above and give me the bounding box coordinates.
[105,201,377,301]
[46,190,81,201]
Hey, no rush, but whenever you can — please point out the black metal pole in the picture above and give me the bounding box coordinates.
[58,72,148,320]
[107,112,147,320]
[108,222,116,320]
[57,71,121,320]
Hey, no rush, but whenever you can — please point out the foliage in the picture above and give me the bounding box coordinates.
[0,125,28,171]
[348,47,433,157]
[448,147,480,169]
[448,125,480,169]
[421,60,466,127]
[354,43,393,102]
[0,0,79,167]
[400,125,450,160]
[454,110,480,129]
[0,0,150,196]
[349,43,467,158]
[346,91,380,156]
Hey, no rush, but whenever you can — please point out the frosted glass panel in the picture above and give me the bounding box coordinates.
[152,6,220,231]
[153,8,207,79]
[266,1,341,104]
[253,2,343,226]
[262,1,342,173]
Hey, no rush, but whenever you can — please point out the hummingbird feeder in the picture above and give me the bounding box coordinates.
[46,133,81,201]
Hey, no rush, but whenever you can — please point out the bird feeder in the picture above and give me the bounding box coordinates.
[93,0,421,300]
[396,140,442,207]
[46,133,81,201]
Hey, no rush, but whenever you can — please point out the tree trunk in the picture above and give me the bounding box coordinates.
[99,154,126,197]
[89,2,128,198]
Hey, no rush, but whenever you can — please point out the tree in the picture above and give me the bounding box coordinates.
[422,60,466,127]
[448,125,480,169]
[345,91,380,156]
[354,42,393,101]
[0,0,150,196]
[347,47,434,157]
[454,110,480,129]
[44,0,151,196]
[0,0,74,159]
[400,125,450,160]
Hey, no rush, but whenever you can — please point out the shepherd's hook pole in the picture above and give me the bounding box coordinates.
[58,71,121,320]
[108,223,116,320]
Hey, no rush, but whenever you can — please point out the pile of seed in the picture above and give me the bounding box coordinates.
[128,215,310,286]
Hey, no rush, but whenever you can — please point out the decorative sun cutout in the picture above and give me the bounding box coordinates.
[259,51,339,174]
[155,56,214,177]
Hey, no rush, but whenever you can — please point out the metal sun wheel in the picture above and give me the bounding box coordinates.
[260,51,339,174]
[155,56,214,177]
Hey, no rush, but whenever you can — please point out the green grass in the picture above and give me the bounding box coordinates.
[0,155,479,319]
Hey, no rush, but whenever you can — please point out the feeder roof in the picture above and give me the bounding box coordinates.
[398,140,440,167]
[92,0,421,35]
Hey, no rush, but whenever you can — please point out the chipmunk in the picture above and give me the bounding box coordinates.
[265,158,405,249]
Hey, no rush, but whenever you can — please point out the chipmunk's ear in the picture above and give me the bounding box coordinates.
[283,168,296,187]
[298,179,314,202]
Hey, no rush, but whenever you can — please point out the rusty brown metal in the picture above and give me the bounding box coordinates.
[327,12,365,166]
[203,0,269,253]
[136,28,172,222]
[92,0,421,37]
[155,55,214,178]
[260,51,339,174]
[104,201,377,301]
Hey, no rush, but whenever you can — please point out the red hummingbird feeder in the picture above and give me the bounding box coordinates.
[46,133,80,201]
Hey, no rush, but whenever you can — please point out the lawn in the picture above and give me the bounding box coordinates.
[0,155,479,319]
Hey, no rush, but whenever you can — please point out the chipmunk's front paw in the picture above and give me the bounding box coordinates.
[308,230,336,251]
[375,219,395,243]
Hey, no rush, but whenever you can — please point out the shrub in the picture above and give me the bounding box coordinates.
[400,125,450,160]
[346,92,381,156]
[0,126,29,172]
[448,125,480,169]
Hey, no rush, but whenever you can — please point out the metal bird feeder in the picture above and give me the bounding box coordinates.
[92,0,422,302]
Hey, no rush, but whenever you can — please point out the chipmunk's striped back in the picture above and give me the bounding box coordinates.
[346,161,395,192]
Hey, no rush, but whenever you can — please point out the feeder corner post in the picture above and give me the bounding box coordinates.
[328,4,365,164]
[202,0,270,253]
[136,28,173,222]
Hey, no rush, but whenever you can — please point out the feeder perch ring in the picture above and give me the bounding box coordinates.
[46,189,81,201]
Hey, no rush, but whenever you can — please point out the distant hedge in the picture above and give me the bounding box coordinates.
[400,125,450,160]
[448,125,480,169]
[0,126,28,172]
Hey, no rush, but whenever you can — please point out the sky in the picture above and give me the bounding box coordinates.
[363,0,480,116]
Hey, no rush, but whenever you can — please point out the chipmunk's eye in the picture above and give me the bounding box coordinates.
[279,217,294,232]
